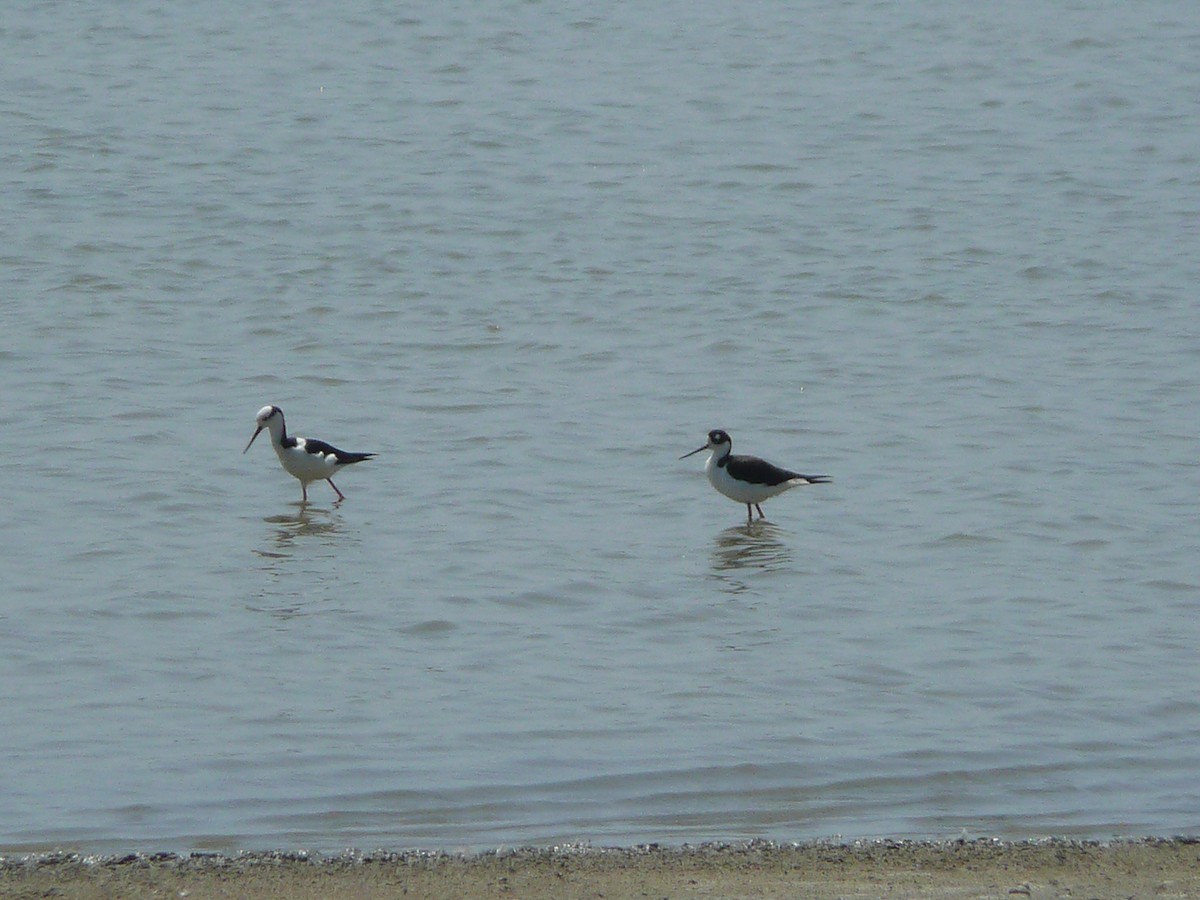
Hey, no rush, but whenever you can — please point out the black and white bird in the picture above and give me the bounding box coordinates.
[680,429,830,523]
[243,405,376,503]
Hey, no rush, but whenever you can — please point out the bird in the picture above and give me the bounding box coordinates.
[243,405,376,503]
[680,428,830,523]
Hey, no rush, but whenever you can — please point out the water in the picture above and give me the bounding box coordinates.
[2,0,1199,854]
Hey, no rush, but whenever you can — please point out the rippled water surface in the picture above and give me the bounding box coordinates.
[3,1,1199,853]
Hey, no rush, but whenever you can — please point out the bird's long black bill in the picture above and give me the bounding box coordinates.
[243,427,263,454]
[679,445,708,460]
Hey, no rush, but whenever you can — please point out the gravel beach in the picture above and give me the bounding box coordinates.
[4,838,1198,899]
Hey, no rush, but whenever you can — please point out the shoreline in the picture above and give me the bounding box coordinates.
[4,837,1199,899]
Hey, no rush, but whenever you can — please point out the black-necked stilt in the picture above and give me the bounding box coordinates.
[680,428,830,523]
[243,405,376,503]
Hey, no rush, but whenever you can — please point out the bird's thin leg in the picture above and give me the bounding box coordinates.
[328,478,346,501]
[301,483,309,504]
[755,504,766,519]
[746,504,753,524]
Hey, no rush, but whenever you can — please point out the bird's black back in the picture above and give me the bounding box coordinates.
[302,438,376,465]
[721,454,799,486]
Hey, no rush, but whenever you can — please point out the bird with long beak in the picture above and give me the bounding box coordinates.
[243,405,376,503]
[680,428,830,523]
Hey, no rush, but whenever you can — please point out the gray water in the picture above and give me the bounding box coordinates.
[3,1,1199,854]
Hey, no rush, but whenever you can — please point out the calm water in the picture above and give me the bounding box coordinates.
[3,1,1199,854]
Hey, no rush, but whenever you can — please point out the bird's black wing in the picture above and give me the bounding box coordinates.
[724,454,830,486]
[302,438,377,465]
[723,455,796,486]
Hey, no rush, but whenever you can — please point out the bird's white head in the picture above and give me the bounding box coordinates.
[680,428,733,460]
[243,405,284,453]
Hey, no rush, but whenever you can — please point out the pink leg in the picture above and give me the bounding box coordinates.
[301,483,309,503]
[327,478,346,501]
[755,504,766,519]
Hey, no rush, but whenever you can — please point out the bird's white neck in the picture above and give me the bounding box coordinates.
[705,444,731,471]
[264,414,288,447]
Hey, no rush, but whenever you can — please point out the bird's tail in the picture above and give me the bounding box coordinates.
[795,474,831,485]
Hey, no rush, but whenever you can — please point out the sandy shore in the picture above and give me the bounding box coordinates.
[3,838,1198,899]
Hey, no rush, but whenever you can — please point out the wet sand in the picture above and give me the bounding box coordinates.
[3,838,1198,899]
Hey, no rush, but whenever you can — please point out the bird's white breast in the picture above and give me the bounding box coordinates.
[705,455,798,504]
[274,439,339,482]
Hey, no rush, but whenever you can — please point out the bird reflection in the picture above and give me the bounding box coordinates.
[249,508,344,620]
[254,507,342,559]
[710,522,793,584]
